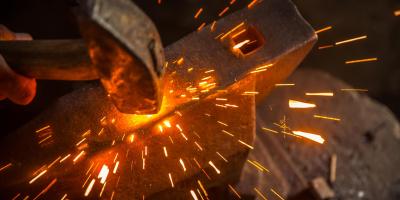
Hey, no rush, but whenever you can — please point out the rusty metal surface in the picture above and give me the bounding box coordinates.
[0,0,316,199]
[76,0,165,114]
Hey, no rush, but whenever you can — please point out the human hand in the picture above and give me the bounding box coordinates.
[0,25,36,105]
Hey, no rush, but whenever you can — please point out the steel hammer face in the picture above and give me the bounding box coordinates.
[76,0,165,114]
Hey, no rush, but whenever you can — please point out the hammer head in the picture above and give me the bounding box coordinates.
[76,0,164,114]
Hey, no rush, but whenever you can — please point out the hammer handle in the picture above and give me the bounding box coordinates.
[0,39,98,80]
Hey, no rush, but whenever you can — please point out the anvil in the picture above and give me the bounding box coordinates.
[0,0,316,199]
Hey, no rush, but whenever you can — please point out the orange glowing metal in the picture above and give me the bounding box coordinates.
[292,131,325,144]
[395,10,400,16]
[289,99,316,108]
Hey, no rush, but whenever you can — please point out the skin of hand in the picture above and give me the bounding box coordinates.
[0,25,36,105]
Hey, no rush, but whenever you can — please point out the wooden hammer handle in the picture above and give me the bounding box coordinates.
[0,39,98,80]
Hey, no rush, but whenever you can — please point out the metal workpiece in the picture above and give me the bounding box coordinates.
[0,0,316,199]
[114,0,317,132]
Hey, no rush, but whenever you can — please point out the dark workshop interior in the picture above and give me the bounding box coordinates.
[0,0,399,199]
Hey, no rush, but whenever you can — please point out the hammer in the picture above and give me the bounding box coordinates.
[0,0,164,115]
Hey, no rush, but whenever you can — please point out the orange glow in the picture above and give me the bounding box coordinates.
[292,131,325,144]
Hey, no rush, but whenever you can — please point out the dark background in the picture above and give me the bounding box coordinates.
[0,0,399,134]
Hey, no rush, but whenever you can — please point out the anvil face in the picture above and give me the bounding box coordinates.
[0,0,316,199]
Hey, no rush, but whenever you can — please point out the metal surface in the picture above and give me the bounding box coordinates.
[76,0,165,114]
[0,0,316,199]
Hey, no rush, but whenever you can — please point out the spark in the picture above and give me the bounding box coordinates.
[163,120,172,128]
[254,188,268,200]
[335,35,367,45]
[38,135,52,144]
[253,160,270,172]
[210,21,217,31]
[194,8,203,19]
[242,91,259,95]
[194,141,203,151]
[157,0,161,4]
[318,44,334,50]
[163,146,168,157]
[60,194,67,200]
[292,131,325,144]
[289,100,316,108]
[271,189,285,200]
[129,134,135,143]
[233,40,250,49]
[99,182,107,197]
[190,190,199,200]
[110,191,115,200]
[247,160,264,172]
[208,161,221,174]
[275,83,295,87]
[142,158,146,170]
[313,115,341,121]
[248,0,259,9]
[198,180,208,197]
[35,125,50,133]
[33,178,57,200]
[232,29,246,38]
[145,146,148,156]
[179,158,187,172]
[228,184,242,199]
[176,124,183,132]
[395,10,400,16]
[47,157,61,169]
[29,170,47,184]
[204,69,215,73]
[84,179,95,197]
[340,88,368,92]
[113,161,120,174]
[345,57,378,64]
[180,132,189,140]
[176,57,184,65]
[250,64,273,73]
[73,151,85,163]
[75,138,86,146]
[220,22,245,40]
[217,121,228,126]
[216,98,227,101]
[305,92,334,96]
[238,140,254,149]
[222,130,235,137]
[168,173,174,188]
[12,194,20,200]
[0,163,12,172]
[194,158,211,180]
[197,22,206,31]
[216,152,228,162]
[113,153,119,163]
[218,7,229,17]
[98,165,109,184]
[59,154,71,163]
[261,127,279,134]
[230,0,236,4]
[315,26,332,34]
[225,104,239,108]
